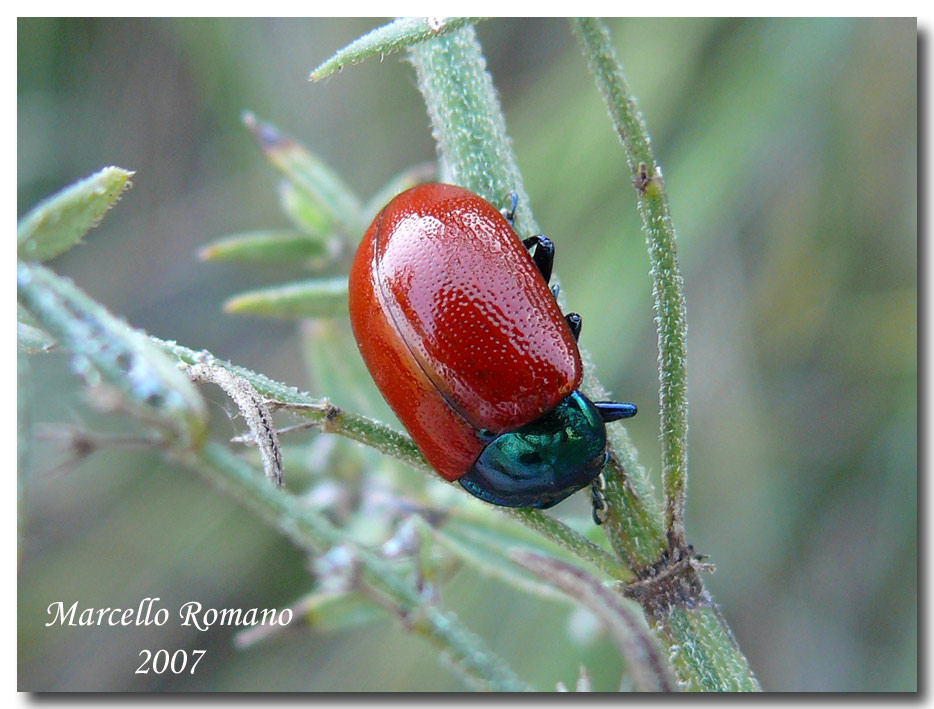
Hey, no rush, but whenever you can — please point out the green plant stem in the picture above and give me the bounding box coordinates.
[409,23,665,575]
[409,24,538,236]
[513,551,675,691]
[571,17,689,548]
[151,338,624,579]
[661,605,761,691]
[571,18,761,692]
[189,442,531,691]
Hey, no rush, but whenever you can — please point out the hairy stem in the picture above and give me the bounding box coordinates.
[152,338,624,579]
[571,17,689,549]
[410,22,664,573]
[190,442,531,691]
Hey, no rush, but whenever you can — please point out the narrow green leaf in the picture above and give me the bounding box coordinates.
[302,590,384,630]
[243,112,365,238]
[17,321,56,353]
[18,304,56,352]
[310,17,485,81]
[198,230,331,264]
[17,261,207,447]
[363,162,438,218]
[279,181,334,238]
[17,166,134,262]
[224,277,349,318]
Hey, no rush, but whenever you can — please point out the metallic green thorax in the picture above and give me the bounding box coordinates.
[459,391,608,508]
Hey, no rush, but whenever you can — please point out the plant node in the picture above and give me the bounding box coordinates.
[621,542,714,618]
[633,162,653,194]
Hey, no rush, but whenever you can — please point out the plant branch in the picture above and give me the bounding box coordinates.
[151,339,624,579]
[189,442,531,691]
[409,24,538,235]
[409,23,665,573]
[571,17,689,550]
[571,18,761,692]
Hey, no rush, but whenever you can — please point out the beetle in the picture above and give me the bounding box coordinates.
[348,183,636,518]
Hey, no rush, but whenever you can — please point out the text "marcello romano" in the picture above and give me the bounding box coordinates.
[46,598,293,631]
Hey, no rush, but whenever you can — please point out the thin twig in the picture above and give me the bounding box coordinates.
[191,442,532,691]
[409,24,665,572]
[152,338,625,579]
[571,18,689,550]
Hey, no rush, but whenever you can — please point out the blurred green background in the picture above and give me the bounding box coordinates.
[17,18,916,691]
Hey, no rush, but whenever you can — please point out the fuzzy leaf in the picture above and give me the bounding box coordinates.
[224,278,349,318]
[279,181,334,238]
[17,167,134,262]
[243,112,364,238]
[17,261,207,447]
[18,304,56,352]
[310,17,485,81]
[198,229,331,264]
[17,321,56,353]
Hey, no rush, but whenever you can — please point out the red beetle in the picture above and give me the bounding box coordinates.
[349,183,635,513]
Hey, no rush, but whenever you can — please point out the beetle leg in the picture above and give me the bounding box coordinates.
[501,192,519,226]
[522,234,554,284]
[594,401,638,422]
[565,312,582,341]
[591,472,608,525]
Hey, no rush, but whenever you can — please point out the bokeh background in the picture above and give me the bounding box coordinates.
[17,18,917,691]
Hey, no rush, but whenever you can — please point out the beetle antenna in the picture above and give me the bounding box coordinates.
[594,402,637,422]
